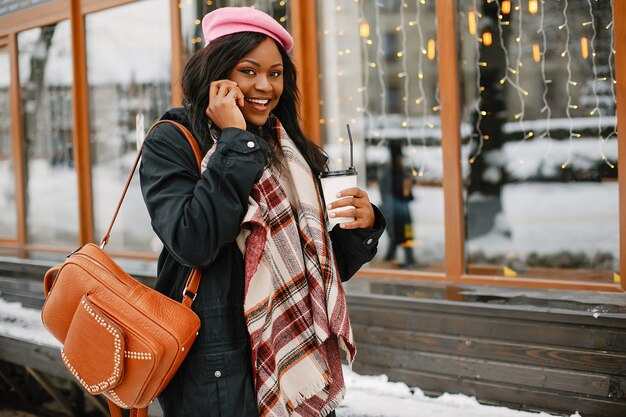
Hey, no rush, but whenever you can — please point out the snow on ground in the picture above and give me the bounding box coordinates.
[0,298,59,348]
[338,366,581,417]
[0,298,583,417]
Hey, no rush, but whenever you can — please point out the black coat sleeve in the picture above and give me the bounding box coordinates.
[330,205,386,282]
[139,124,268,269]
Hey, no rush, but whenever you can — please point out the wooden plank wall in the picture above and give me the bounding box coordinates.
[347,294,626,417]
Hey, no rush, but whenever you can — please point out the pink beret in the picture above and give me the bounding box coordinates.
[202,7,294,52]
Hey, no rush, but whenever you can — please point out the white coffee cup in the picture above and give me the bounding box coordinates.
[320,168,358,229]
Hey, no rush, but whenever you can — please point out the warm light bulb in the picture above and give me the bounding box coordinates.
[581,36,589,59]
[360,22,370,38]
[528,0,538,14]
[427,39,436,60]
[532,44,541,63]
[482,31,493,47]
[501,0,511,14]
[468,11,477,35]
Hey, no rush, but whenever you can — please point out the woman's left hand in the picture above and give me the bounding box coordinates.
[327,187,376,229]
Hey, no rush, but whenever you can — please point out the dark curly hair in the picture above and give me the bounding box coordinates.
[181,32,327,175]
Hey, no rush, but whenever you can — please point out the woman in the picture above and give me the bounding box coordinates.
[140,7,385,417]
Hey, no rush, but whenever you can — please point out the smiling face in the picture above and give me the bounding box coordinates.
[228,37,284,127]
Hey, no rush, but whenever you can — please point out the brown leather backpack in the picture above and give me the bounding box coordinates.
[41,121,203,417]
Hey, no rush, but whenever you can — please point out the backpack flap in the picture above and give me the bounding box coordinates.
[61,293,126,394]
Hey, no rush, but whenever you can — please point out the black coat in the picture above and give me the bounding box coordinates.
[139,108,385,417]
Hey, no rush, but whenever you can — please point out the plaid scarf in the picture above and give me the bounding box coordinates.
[201,119,355,417]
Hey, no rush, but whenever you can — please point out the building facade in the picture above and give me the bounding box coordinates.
[1,1,626,415]
[0,0,623,291]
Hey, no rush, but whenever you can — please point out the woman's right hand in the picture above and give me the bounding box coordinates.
[206,80,246,130]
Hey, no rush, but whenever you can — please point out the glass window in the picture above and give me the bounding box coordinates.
[0,46,17,238]
[318,0,444,272]
[458,0,618,283]
[18,21,78,247]
[180,0,290,60]
[86,0,171,253]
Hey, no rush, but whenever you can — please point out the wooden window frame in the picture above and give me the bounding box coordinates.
[304,0,626,293]
[0,0,624,292]
[0,37,22,249]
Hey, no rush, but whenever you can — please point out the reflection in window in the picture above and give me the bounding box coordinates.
[86,0,171,253]
[18,22,78,246]
[0,47,17,238]
[180,0,290,61]
[459,0,618,283]
[318,1,444,272]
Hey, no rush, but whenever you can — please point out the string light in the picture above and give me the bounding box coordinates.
[537,0,553,150]
[514,0,529,152]
[373,0,388,144]
[493,1,528,107]
[356,0,376,147]
[469,0,484,165]
[412,0,431,175]
[561,0,574,169]
[604,0,618,155]
[399,1,411,151]
[585,0,613,169]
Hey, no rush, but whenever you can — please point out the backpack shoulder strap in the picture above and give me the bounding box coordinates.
[99,120,203,248]
[98,120,204,309]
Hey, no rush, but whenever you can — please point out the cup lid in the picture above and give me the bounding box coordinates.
[319,167,357,178]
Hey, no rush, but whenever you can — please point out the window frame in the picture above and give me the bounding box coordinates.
[0,0,623,292]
